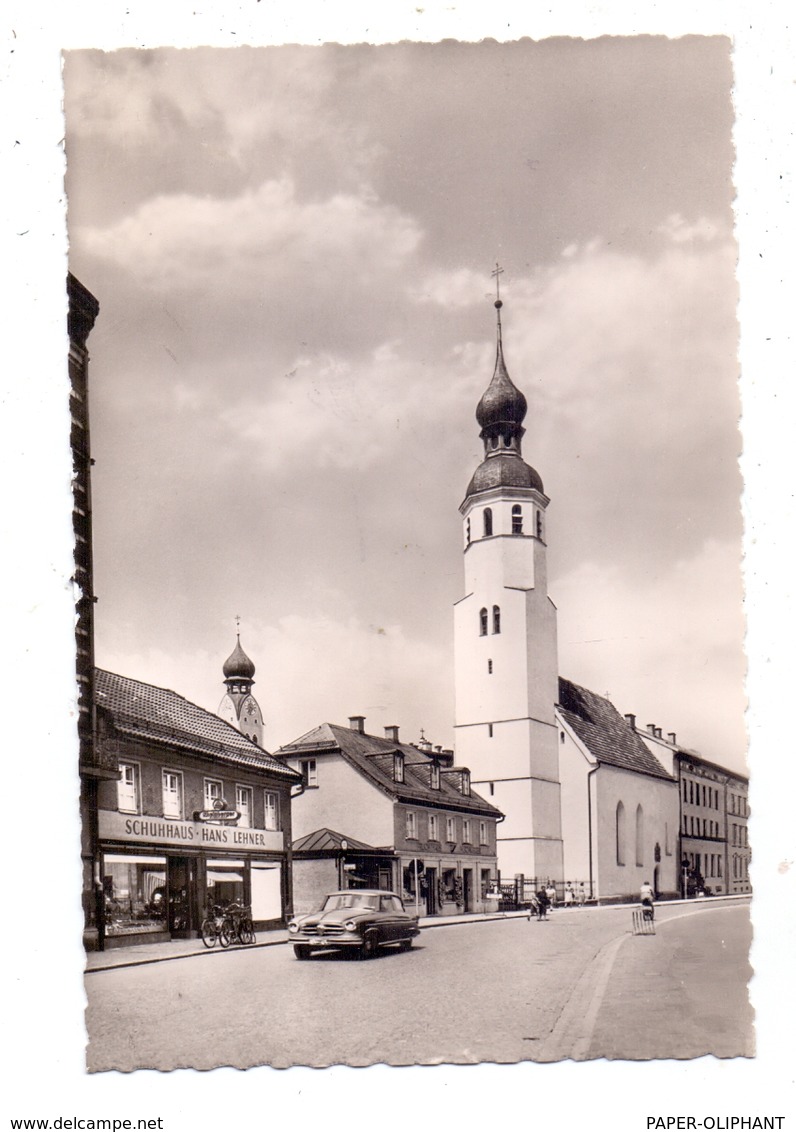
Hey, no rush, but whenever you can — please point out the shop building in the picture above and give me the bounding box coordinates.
[93,668,302,948]
[278,717,502,916]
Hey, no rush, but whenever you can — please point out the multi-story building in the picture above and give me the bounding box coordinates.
[93,668,302,947]
[634,723,750,896]
[278,717,501,916]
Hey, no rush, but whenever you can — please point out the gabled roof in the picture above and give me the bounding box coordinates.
[292,828,383,853]
[557,677,674,781]
[278,723,502,816]
[95,668,301,781]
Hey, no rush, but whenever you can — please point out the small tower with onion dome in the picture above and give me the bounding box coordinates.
[453,267,563,882]
[218,620,264,745]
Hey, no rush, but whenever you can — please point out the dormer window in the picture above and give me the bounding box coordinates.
[431,762,440,790]
[462,770,471,796]
[511,504,523,534]
[483,508,493,537]
[394,752,405,784]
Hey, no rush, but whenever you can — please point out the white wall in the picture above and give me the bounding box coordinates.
[288,753,394,847]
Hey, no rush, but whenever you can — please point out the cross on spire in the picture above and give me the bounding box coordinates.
[235,613,241,635]
[491,262,504,303]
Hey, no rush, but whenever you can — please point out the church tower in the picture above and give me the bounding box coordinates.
[453,278,563,881]
[218,627,264,746]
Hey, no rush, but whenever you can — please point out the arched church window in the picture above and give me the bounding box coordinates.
[479,608,488,636]
[492,605,501,634]
[512,505,523,535]
[483,508,493,537]
[635,804,645,866]
[536,511,543,538]
[616,801,626,866]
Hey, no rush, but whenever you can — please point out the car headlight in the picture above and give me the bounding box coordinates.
[343,920,358,932]
[288,922,299,933]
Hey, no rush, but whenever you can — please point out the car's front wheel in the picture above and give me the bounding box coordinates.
[360,932,379,960]
[293,944,310,960]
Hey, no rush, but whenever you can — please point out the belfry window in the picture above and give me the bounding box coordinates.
[466,518,471,546]
[511,505,523,535]
[492,605,501,634]
[536,511,543,538]
[479,608,488,636]
[483,508,493,537]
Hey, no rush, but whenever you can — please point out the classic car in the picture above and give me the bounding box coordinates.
[288,890,420,960]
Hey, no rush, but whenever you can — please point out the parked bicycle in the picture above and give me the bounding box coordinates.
[224,902,256,945]
[201,904,229,948]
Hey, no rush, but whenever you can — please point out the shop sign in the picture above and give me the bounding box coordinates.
[194,810,240,823]
[98,809,284,852]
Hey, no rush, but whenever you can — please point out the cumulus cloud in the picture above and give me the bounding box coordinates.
[78,177,423,296]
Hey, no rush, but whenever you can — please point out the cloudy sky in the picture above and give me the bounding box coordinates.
[63,38,745,769]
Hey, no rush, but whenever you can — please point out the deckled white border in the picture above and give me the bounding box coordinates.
[3,1,793,1128]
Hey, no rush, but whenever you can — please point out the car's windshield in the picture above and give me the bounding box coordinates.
[321,893,379,912]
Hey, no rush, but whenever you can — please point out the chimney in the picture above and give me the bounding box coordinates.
[654,727,662,739]
[668,732,677,745]
[384,725,400,742]
[647,723,656,734]
[349,715,366,734]
[434,745,442,753]
[624,713,636,729]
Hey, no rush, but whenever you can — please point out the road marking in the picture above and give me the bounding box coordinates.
[536,903,743,1061]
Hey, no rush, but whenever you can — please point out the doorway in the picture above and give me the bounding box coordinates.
[462,868,474,913]
[167,856,197,937]
[425,867,438,915]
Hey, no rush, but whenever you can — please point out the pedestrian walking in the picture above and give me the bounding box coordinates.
[577,882,586,907]
[527,893,539,920]
[546,882,556,910]
[536,886,550,920]
[564,882,575,908]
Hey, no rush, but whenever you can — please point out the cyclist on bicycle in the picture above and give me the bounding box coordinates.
[640,880,655,920]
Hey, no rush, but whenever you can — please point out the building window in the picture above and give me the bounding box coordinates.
[635,805,644,866]
[511,504,523,534]
[665,821,670,856]
[428,814,439,841]
[236,785,252,828]
[489,782,495,796]
[492,605,501,634]
[682,778,687,801]
[204,778,224,810]
[264,791,280,831]
[117,763,139,814]
[406,811,417,839]
[488,723,493,737]
[299,758,317,787]
[463,819,471,844]
[162,770,183,819]
[394,753,405,783]
[446,816,456,842]
[431,763,440,790]
[479,821,487,845]
[479,608,488,636]
[466,518,471,546]
[483,508,493,537]
[488,659,493,674]
[616,801,626,866]
[536,510,543,538]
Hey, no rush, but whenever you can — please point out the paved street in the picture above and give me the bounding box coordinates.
[85,900,752,1071]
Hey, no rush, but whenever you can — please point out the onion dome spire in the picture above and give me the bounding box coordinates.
[463,266,544,502]
[222,618,256,682]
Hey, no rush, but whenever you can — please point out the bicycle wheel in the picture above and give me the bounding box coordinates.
[219,919,232,947]
[200,918,217,948]
[240,918,255,944]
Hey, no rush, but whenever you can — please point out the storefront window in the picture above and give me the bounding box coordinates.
[206,859,245,911]
[102,854,167,937]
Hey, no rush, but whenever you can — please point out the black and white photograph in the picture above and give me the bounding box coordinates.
[5,0,794,1126]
